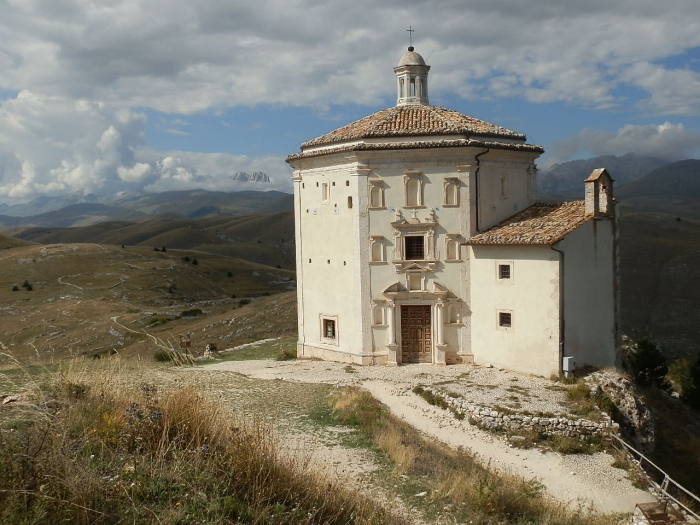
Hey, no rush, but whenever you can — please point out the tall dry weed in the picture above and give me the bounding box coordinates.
[0,360,403,525]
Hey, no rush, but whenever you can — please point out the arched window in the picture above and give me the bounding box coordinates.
[370,185,384,208]
[371,240,384,262]
[405,177,421,207]
[448,304,459,324]
[410,78,416,97]
[399,78,405,98]
[373,305,384,326]
[446,239,459,261]
[444,180,458,206]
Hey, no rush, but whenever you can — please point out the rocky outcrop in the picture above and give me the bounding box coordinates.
[421,387,614,438]
[231,171,270,183]
[587,371,656,454]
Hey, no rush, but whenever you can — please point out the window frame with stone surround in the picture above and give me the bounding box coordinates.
[496,261,513,283]
[368,179,385,209]
[445,234,461,262]
[390,209,439,272]
[443,177,460,207]
[497,310,513,331]
[370,235,386,263]
[320,315,339,345]
[403,171,424,208]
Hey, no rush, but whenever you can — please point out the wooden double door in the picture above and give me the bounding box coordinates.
[400,305,432,364]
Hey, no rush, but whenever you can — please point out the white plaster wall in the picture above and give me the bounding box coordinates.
[291,144,541,366]
[556,218,618,369]
[469,245,561,377]
[294,164,365,362]
[363,150,476,363]
[477,155,536,231]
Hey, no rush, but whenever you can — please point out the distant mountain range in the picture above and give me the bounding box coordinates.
[1,156,699,359]
[617,159,700,219]
[538,153,669,198]
[0,190,293,227]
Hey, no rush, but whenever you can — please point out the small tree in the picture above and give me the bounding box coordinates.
[682,356,700,410]
[191,258,198,266]
[12,285,18,292]
[154,247,160,252]
[161,246,166,252]
[627,337,671,390]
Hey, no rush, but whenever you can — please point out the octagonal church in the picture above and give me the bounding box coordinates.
[286,47,620,377]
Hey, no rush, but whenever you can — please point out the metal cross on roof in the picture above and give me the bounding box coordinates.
[407,26,414,47]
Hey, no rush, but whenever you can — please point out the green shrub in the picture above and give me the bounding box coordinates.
[626,337,671,390]
[276,347,297,361]
[671,356,700,409]
[239,298,251,306]
[180,308,203,317]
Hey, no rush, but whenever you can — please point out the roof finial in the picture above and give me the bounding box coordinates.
[406,26,415,51]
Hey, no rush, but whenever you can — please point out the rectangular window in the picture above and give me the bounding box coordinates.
[498,312,512,328]
[404,236,424,260]
[323,319,336,339]
[499,264,511,280]
[322,182,329,203]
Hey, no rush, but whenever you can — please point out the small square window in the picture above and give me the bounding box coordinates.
[499,312,512,328]
[405,236,424,260]
[323,319,336,339]
[499,264,511,280]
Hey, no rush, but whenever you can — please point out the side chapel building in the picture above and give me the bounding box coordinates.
[286,47,620,377]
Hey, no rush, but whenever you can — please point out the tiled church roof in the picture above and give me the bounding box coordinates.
[467,201,590,245]
[301,105,527,148]
[286,137,543,161]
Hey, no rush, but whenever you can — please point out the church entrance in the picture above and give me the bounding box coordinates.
[400,305,432,364]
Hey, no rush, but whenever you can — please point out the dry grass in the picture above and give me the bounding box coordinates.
[0,362,403,525]
[330,387,621,525]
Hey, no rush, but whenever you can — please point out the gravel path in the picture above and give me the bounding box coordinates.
[200,358,657,513]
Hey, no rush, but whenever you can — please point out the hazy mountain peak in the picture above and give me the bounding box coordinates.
[538,154,669,198]
[231,171,270,183]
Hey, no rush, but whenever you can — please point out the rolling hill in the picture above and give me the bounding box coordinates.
[538,153,668,198]
[10,211,296,270]
[0,243,296,364]
[617,159,700,219]
[0,189,293,221]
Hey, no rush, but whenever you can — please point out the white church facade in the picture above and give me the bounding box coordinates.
[286,47,620,377]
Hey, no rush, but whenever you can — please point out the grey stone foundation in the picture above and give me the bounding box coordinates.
[422,386,617,438]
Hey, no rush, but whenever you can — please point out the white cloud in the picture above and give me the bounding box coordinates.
[0,91,291,204]
[1,1,699,114]
[546,122,700,167]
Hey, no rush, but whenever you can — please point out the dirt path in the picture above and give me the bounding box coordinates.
[200,358,657,514]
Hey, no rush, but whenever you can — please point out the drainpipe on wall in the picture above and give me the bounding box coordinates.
[551,244,565,376]
[473,147,489,233]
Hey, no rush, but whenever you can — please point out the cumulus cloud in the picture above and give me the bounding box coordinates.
[1,1,699,114]
[0,91,290,204]
[546,122,700,167]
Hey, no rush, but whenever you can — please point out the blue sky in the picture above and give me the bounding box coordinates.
[1,1,700,204]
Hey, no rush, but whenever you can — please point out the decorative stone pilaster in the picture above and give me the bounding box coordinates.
[434,300,447,366]
[386,302,398,366]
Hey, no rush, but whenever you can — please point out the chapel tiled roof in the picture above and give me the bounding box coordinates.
[300,105,527,148]
[466,201,590,245]
[286,137,543,162]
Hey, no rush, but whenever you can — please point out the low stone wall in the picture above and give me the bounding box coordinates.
[422,386,616,438]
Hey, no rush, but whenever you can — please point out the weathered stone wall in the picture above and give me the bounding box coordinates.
[423,386,616,438]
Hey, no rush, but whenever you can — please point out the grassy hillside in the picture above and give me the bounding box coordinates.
[0,233,34,250]
[617,159,700,219]
[0,243,296,365]
[619,211,700,359]
[7,211,296,270]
